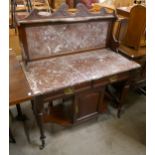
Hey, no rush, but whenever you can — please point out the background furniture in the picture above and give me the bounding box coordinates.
[9,50,32,143]
[116,5,131,17]
[116,4,146,95]
[66,0,99,8]
[116,4,146,50]
[117,5,146,74]
[97,0,134,8]
[121,5,145,50]
[48,0,55,8]
[9,51,32,106]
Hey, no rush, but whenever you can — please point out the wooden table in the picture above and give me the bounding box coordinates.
[92,3,115,12]
[116,6,132,17]
[9,50,32,117]
[9,51,32,106]
[116,4,146,18]
[9,50,32,143]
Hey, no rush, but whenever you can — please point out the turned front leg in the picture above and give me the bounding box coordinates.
[34,96,46,149]
[36,112,46,149]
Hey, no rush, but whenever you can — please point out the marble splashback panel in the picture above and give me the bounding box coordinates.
[25,21,110,60]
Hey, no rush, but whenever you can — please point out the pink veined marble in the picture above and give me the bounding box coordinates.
[22,48,140,95]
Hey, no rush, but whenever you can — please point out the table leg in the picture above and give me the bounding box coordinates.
[117,83,130,118]
[15,104,30,143]
[31,100,35,114]
[9,128,16,143]
[36,112,46,149]
[25,0,31,12]
[48,0,55,9]
[34,96,46,149]
[15,104,28,121]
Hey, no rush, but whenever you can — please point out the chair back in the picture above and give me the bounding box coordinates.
[123,5,146,50]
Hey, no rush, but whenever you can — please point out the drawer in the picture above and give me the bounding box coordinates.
[93,72,130,88]
[43,81,91,102]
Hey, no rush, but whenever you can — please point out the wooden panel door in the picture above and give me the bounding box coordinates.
[74,88,105,122]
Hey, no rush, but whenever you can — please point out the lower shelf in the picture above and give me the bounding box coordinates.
[43,104,72,126]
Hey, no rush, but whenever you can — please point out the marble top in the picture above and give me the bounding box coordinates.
[22,48,140,95]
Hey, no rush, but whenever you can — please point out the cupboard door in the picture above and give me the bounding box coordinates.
[75,88,104,122]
